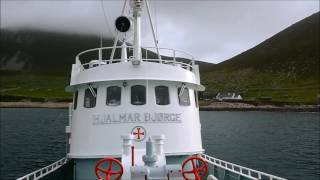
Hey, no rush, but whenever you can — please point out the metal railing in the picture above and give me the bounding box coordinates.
[75,46,195,71]
[201,154,287,180]
[16,157,68,180]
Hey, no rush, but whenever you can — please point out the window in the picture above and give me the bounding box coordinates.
[73,91,78,110]
[131,85,146,105]
[194,90,199,108]
[177,87,190,106]
[84,88,97,108]
[155,86,170,105]
[106,86,121,106]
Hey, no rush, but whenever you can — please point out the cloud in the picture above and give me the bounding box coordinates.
[1,0,319,63]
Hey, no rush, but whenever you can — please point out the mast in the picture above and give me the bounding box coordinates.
[131,0,143,65]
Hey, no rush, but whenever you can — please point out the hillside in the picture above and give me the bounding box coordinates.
[0,29,111,101]
[201,12,319,104]
[0,29,116,74]
[0,29,213,102]
[0,12,319,103]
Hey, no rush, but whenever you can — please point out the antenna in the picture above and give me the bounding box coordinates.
[131,0,144,65]
[100,32,103,48]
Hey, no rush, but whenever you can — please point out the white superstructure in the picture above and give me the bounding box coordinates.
[65,0,205,160]
[63,0,206,178]
[66,48,204,159]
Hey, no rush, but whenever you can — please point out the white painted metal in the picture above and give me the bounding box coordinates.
[67,62,204,92]
[127,137,183,180]
[121,135,134,180]
[207,175,218,180]
[153,135,165,156]
[67,46,204,92]
[201,154,287,180]
[121,42,128,62]
[16,158,67,180]
[68,80,203,158]
[75,46,195,67]
[132,0,143,63]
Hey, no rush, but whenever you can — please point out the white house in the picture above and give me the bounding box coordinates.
[216,92,243,102]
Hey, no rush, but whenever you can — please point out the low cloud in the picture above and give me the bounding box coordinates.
[1,0,319,63]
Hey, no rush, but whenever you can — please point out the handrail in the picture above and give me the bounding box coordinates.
[76,46,124,61]
[142,46,195,60]
[16,157,68,180]
[201,154,287,180]
[75,46,195,72]
[76,46,194,60]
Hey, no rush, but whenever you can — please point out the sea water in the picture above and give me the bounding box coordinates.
[0,108,319,180]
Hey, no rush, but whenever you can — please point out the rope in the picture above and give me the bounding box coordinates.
[121,0,127,15]
[154,0,159,44]
[100,0,115,37]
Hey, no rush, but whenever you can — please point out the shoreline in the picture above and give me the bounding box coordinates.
[0,102,70,109]
[0,102,319,112]
[200,102,319,112]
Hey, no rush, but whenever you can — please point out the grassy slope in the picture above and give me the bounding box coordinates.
[1,13,319,104]
[0,71,70,102]
[0,29,213,102]
[201,12,319,104]
[0,29,107,101]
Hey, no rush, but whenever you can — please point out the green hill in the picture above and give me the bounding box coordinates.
[0,29,116,74]
[0,29,213,102]
[201,12,319,104]
[0,12,319,104]
[0,29,116,102]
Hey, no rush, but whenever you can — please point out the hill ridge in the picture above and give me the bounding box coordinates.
[0,12,319,103]
[201,12,319,103]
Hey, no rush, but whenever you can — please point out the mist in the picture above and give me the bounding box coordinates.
[1,0,319,63]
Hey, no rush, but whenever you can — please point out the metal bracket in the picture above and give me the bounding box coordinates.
[87,84,97,97]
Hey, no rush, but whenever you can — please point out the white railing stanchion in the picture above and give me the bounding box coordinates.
[146,49,148,60]
[98,48,102,66]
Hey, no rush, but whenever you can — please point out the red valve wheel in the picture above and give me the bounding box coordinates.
[182,156,208,180]
[95,158,124,180]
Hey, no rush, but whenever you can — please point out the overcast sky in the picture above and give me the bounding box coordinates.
[1,0,319,63]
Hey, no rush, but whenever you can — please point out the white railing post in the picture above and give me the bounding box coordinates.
[146,49,148,60]
[98,49,102,66]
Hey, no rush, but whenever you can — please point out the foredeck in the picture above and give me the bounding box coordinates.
[16,154,287,180]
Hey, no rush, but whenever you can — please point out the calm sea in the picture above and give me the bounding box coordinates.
[0,109,319,180]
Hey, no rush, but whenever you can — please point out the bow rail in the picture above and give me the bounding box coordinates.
[201,154,287,180]
[16,157,67,180]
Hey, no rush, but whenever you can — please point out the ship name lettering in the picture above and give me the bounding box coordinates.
[92,113,182,125]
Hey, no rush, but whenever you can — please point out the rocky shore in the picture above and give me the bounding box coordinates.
[0,102,70,109]
[200,102,319,112]
[0,101,319,112]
